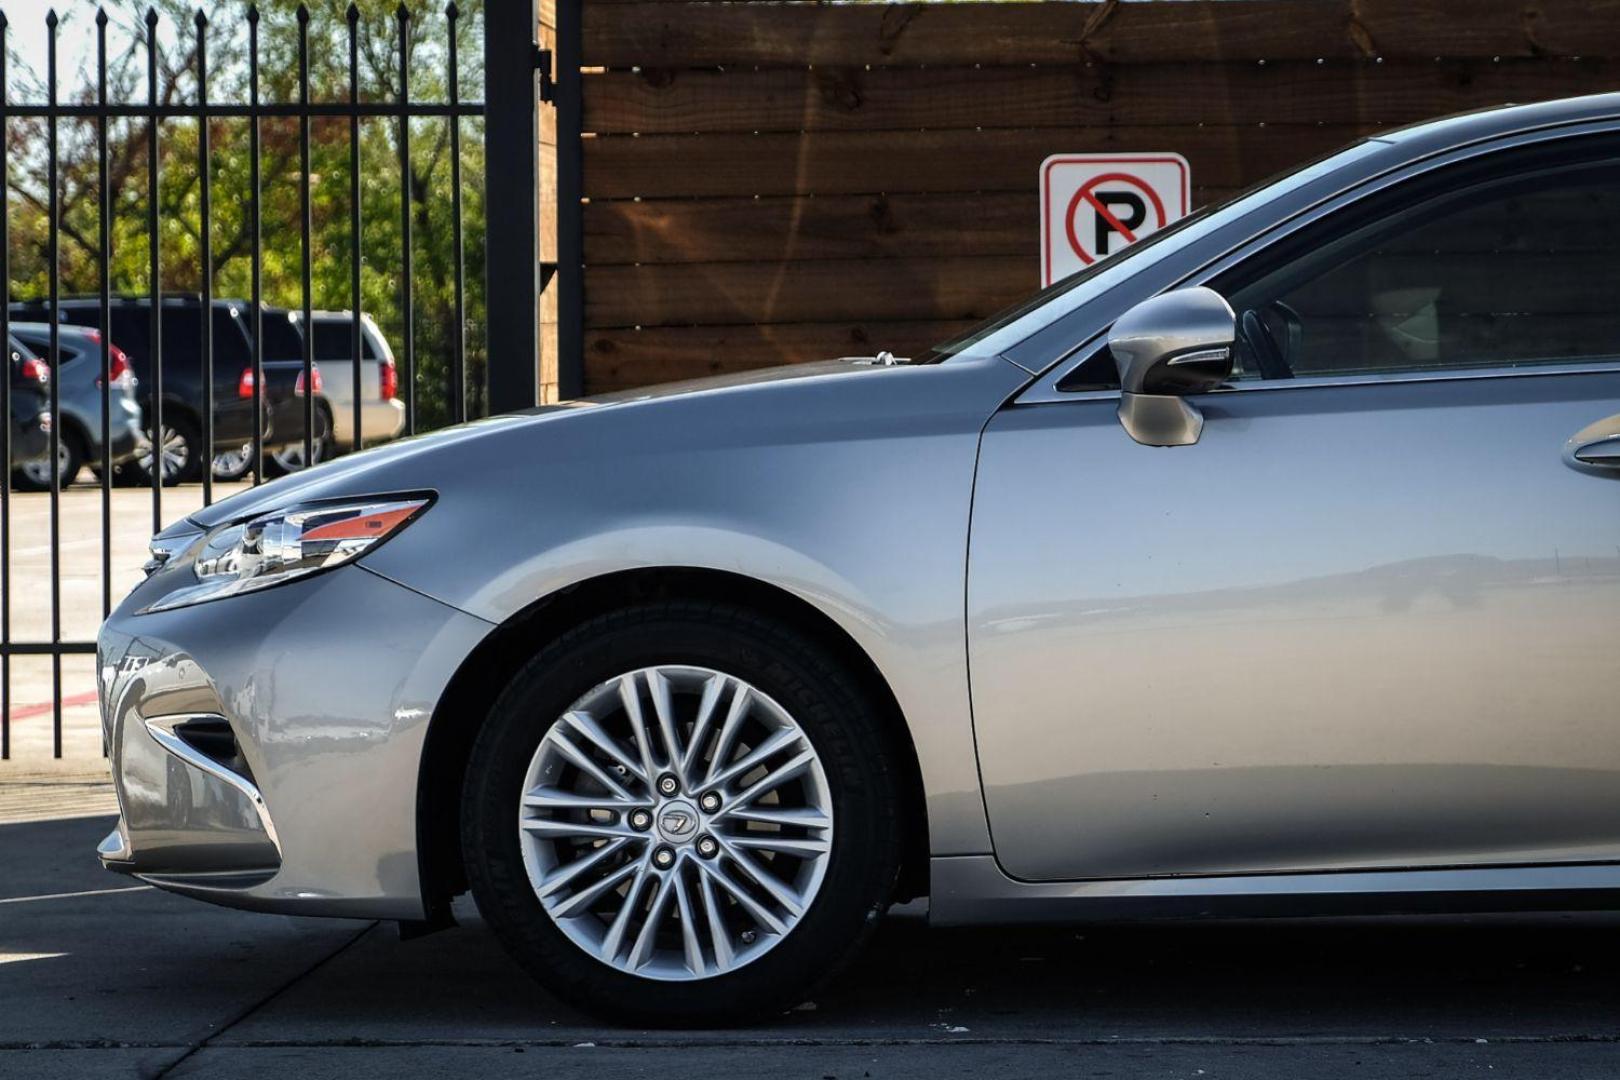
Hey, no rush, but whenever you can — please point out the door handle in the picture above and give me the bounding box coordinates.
[1566,414,1620,470]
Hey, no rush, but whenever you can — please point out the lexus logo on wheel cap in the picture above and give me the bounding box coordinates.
[657,801,699,841]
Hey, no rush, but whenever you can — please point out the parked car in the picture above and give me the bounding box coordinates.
[97,94,1620,1026]
[208,364,321,481]
[9,324,144,491]
[9,297,288,484]
[211,307,397,478]
[209,308,315,482]
[270,309,404,472]
[6,339,50,469]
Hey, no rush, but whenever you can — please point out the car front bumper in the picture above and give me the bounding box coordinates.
[97,562,491,919]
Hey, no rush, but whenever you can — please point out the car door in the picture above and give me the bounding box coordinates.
[968,134,1620,882]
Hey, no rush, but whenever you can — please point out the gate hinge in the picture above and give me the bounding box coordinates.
[537,46,555,105]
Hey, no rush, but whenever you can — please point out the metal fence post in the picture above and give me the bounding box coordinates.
[484,0,539,413]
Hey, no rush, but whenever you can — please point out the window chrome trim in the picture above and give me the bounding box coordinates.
[1017,358,1620,406]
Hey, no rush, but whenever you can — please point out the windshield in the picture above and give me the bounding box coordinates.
[925,138,1388,362]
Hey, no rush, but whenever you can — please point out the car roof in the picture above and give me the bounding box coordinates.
[9,295,245,312]
[10,321,102,344]
[1375,91,1620,151]
[295,310,366,323]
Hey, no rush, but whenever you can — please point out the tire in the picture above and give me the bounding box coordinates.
[133,413,202,486]
[462,602,903,1026]
[12,429,83,492]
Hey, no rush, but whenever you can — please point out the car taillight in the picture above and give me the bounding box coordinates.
[296,363,323,396]
[95,344,132,389]
[378,358,397,401]
[237,367,256,399]
[19,357,49,385]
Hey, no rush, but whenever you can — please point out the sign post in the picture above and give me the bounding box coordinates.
[1040,154,1191,286]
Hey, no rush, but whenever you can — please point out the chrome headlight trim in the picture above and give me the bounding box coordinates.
[139,493,434,614]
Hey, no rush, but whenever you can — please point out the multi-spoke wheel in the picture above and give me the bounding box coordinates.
[520,665,833,980]
[463,603,903,1025]
[133,415,202,485]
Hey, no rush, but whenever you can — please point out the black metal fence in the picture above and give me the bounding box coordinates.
[0,1,542,759]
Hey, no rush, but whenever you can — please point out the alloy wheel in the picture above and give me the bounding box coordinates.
[137,424,192,483]
[518,664,833,981]
[212,443,254,481]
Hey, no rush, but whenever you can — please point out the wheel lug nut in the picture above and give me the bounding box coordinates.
[699,791,721,813]
[696,835,718,859]
[653,845,676,869]
[628,809,653,831]
[657,774,680,797]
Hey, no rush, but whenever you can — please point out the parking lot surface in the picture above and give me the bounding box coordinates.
[3,484,251,761]
[4,812,1620,1079]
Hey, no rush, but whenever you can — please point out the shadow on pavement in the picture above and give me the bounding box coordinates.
[5,815,1620,1078]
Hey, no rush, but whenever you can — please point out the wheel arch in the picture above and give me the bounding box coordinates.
[415,566,931,918]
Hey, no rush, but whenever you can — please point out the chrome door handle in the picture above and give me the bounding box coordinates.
[1575,436,1620,466]
[1566,414,1620,470]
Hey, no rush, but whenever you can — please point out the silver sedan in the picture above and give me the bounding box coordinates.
[97,94,1620,1025]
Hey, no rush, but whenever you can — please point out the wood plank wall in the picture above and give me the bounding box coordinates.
[572,0,1620,394]
[539,0,560,401]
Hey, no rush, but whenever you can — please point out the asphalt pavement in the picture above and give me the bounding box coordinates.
[4,814,1620,1078]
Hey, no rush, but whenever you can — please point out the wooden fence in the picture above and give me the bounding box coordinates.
[552,0,1620,395]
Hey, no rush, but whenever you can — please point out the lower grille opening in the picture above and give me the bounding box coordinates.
[172,717,255,783]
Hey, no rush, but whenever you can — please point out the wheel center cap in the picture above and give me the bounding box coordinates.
[656,800,700,843]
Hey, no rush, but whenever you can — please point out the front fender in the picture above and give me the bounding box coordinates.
[364,356,1028,854]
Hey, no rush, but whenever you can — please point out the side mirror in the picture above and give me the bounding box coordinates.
[1108,286,1235,446]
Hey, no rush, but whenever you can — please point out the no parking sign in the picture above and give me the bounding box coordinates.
[1040,154,1190,286]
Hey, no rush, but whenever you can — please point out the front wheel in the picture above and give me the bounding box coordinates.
[461,603,903,1026]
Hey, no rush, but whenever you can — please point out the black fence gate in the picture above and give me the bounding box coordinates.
[0,1,543,759]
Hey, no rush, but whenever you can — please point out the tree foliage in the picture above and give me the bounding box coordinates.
[7,0,488,427]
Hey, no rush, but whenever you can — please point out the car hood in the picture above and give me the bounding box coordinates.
[184,358,930,530]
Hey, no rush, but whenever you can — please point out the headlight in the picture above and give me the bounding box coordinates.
[142,496,431,613]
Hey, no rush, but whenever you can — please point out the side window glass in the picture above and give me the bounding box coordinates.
[159,307,204,379]
[109,310,150,370]
[211,309,254,370]
[1223,157,1620,379]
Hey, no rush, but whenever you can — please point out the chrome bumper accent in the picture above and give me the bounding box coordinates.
[97,823,132,865]
[142,713,282,856]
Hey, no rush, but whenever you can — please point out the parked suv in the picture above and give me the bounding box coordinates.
[210,307,317,481]
[9,297,291,484]
[215,309,403,476]
[282,309,405,468]
[9,324,144,490]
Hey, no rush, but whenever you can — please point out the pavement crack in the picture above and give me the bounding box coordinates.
[146,920,379,1080]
